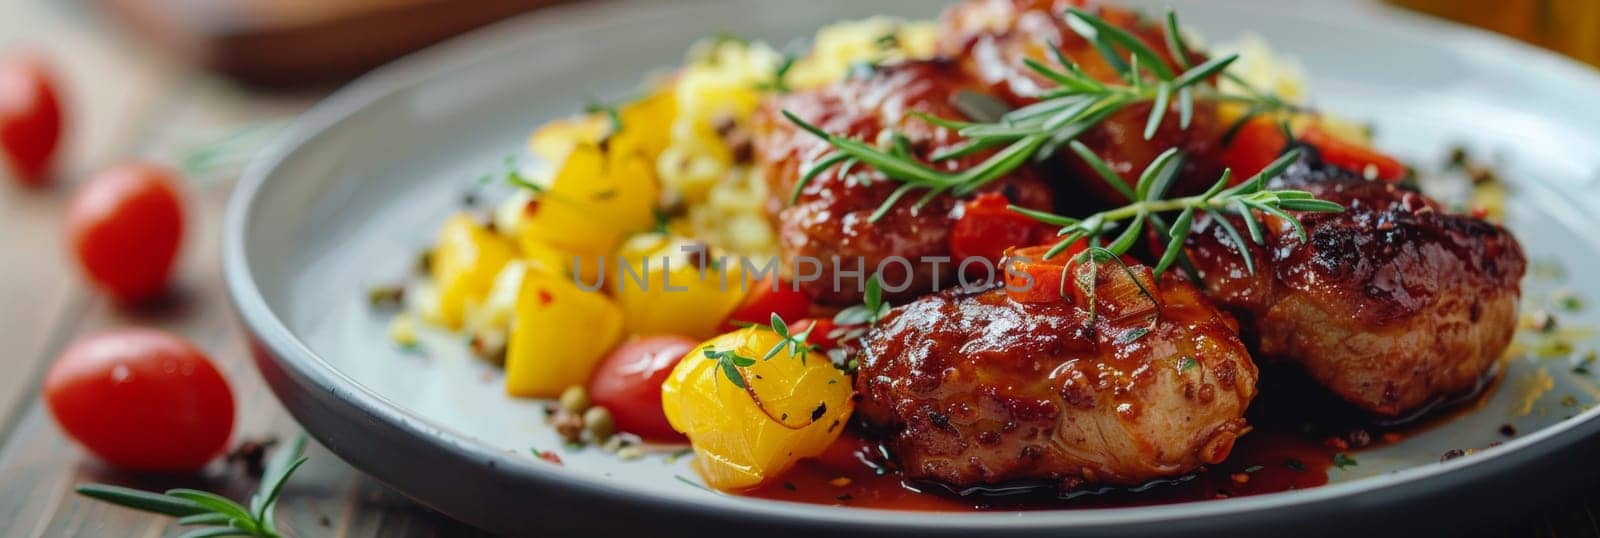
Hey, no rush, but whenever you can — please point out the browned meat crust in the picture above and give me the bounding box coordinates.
[1183,152,1526,416]
[856,273,1257,489]
[937,0,1228,206]
[753,60,1053,305]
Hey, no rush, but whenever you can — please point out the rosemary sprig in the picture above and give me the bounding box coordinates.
[1009,147,1344,279]
[782,8,1302,221]
[75,435,310,538]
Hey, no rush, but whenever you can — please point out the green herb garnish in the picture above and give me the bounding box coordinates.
[1008,147,1343,279]
[76,435,309,537]
[764,313,820,365]
[584,100,624,134]
[1333,453,1358,469]
[756,54,797,93]
[833,276,891,327]
[703,348,758,388]
[782,8,1302,221]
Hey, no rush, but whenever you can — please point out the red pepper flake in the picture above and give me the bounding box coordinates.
[532,448,563,465]
[524,199,542,216]
[1323,437,1350,451]
[538,289,554,306]
[1229,473,1250,484]
[1381,432,1404,444]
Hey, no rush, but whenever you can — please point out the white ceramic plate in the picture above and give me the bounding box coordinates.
[225,0,1600,535]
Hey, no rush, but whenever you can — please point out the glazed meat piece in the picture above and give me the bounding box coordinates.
[753,60,1054,305]
[937,0,1229,206]
[1183,151,1526,416]
[856,272,1258,489]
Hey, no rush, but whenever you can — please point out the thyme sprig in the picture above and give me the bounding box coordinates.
[764,313,819,365]
[75,435,310,538]
[1009,147,1344,279]
[832,276,890,327]
[782,8,1303,222]
[708,314,824,387]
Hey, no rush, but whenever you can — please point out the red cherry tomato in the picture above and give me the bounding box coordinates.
[949,192,1055,270]
[67,162,185,302]
[43,329,235,472]
[1219,116,1288,181]
[1002,242,1140,304]
[588,335,698,441]
[1300,125,1407,182]
[1220,118,1407,183]
[0,51,63,185]
[719,277,811,332]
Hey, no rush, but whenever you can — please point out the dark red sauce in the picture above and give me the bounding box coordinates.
[742,363,1502,511]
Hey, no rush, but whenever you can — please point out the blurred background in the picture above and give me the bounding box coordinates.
[0,0,1597,536]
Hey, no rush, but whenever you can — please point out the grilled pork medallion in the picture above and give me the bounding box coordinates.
[856,270,1258,489]
[1183,151,1526,416]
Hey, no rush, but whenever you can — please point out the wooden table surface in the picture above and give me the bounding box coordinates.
[0,1,1598,537]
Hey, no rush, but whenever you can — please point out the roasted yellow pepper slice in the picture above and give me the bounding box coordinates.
[661,328,855,490]
[516,145,660,283]
[504,268,624,398]
[611,233,747,339]
[430,214,517,329]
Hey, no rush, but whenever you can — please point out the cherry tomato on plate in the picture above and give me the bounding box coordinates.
[66,162,185,303]
[44,329,235,472]
[949,192,1055,271]
[1220,117,1406,183]
[1002,242,1140,304]
[719,277,811,332]
[1299,125,1407,182]
[588,335,698,442]
[0,51,63,185]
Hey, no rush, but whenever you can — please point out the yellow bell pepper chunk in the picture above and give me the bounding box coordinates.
[504,269,624,398]
[611,234,747,339]
[431,214,517,329]
[518,143,659,268]
[661,328,855,491]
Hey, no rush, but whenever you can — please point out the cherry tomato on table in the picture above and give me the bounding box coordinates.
[0,51,63,185]
[589,335,698,442]
[66,162,186,303]
[718,277,811,332]
[44,329,235,472]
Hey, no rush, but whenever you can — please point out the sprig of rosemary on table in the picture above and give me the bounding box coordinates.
[75,435,310,538]
[781,8,1303,222]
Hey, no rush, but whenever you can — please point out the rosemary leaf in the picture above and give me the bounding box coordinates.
[1066,8,1176,80]
[75,485,210,517]
[1144,81,1172,140]
[1155,206,1197,277]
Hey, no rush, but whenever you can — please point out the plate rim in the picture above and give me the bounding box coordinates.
[223,0,1600,532]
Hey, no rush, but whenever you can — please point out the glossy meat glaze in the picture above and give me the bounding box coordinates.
[1184,153,1526,416]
